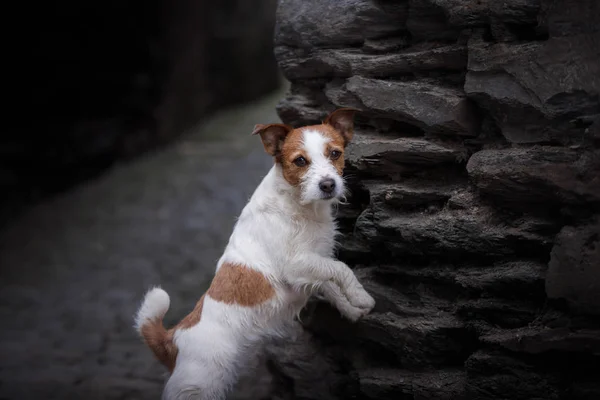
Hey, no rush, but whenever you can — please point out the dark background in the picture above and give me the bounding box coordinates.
[2,0,280,225]
[1,1,282,399]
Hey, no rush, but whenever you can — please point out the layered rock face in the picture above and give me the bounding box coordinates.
[268,0,600,398]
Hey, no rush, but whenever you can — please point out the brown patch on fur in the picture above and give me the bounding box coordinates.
[140,295,206,372]
[207,262,275,306]
[140,320,178,373]
[279,128,310,186]
[324,108,358,145]
[140,263,273,372]
[252,123,293,156]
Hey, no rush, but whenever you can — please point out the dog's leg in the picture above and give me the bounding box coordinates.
[288,254,375,311]
[162,360,235,400]
[162,334,242,400]
[319,281,372,321]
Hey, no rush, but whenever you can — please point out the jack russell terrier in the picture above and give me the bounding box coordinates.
[134,108,375,400]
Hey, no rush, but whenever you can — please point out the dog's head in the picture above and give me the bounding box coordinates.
[253,108,357,204]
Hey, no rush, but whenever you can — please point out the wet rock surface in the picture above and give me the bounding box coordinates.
[0,90,285,399]
[268,0,600,399]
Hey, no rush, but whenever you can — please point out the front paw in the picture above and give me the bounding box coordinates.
[338,302,371,322]
[347,285,376,312]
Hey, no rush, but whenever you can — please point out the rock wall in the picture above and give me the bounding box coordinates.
[268,0,600,399]
[2,0,279,225]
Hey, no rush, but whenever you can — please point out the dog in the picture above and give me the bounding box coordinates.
[134,108,376,400]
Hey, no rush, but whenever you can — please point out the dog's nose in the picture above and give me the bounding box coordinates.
[319,179,336,194]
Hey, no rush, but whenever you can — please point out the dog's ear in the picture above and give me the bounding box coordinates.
[324,108,358,146]
[252,123,293,156]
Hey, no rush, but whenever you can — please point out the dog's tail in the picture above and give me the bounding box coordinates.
[134,287,178,371]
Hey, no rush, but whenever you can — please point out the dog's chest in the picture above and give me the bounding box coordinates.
[294,218,337,256]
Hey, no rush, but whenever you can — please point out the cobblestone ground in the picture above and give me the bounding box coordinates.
[0,87,285,400]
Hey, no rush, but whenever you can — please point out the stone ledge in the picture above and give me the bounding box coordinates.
[347,131,468,167]
[326,76,481,136]
[546,218,600,315]
[359,368,466,400]
[276,44,467,80]
[467,147,600,205]
[481,327,600,355]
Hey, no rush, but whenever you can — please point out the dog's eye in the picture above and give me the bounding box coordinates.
[330,150,342,160]
[293,156,307,167]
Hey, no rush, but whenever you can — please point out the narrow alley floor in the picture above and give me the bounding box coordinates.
[0,87,285,400]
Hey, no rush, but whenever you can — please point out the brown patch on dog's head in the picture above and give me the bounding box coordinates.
[252,123,293,156]
[279,128,311,186]
[207,262,275,306]
[324,107,358,146]
[253,109,358,195]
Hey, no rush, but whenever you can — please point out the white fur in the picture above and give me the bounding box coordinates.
[134,287,170,331]
[137,129,375,400]
[299,130,345,204]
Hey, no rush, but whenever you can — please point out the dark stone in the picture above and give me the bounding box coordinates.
[546,219,600,315]
[357,206,553,261]
[346,130,468,169]
[453,261,547,300]
[270,0,600,398]
[274,0,408,48]
[447,189,478,210]
[354,312,471,368]
[465,350,561,400]
[407,0,541,41]
[263,332,357,400]
[465,34,600,144]
[362,36,411,54]
[457,298,543,329]
[481,326,600,354]
[490,0,541,25]
[405,0,465,41]
[359,368,466,400]
[276,43,467,80]
[365,180,459,210]
[467,147,600,206]
[326,77,481,136]
[276,86,330,127]
[588,115,600,146]
[571,379,600,400]
[539,0,600,37]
